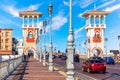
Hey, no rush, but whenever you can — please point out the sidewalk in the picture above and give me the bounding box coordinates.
[6,57,66,80]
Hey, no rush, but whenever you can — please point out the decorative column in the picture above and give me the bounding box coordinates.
[66,0,75,80]
[39,29,42,62]
[43,20,47,66]
[99,15,101,27]
[22,16,25,27]
[103,15,106,24]
[48,2,53,72]
[94,15,96,27]
[37,16,39,28]
[27,15,29,27]
[89,15,91,25]
[32,16,34,27]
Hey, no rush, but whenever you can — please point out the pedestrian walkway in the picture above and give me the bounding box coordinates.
[6,57,66,80]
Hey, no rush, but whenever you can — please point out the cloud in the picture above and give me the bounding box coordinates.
[79,0,95,8]
[63,0,78,6]
[1,4,42,17]
[74,26,85,39]
[52,13,67,30]
[105,3,120,12]
[78,13,83,18]
[109,30,115,34]
[97,0,115,9]
[63,1,69,6]
[29,4,42,10]
[46,12,67,32]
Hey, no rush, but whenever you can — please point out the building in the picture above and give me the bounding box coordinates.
[82,9,109,58]
[0,28,13,55]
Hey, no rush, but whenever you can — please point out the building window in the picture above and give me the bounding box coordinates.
[6,39,9,43]
[2,32,4,36]
[6,32,9,37]
[5,46,8,50]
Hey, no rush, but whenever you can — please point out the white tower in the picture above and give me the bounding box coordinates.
[82,9,109,58]
[19,10,42,58]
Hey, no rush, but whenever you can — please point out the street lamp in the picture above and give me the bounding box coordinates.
[43,20,47,66]
[105,38,108,55]
[39,29,42,62]
[79,43,81,54]
[48,2,53,71]
[66,0,75,80]
[118,35,120,53]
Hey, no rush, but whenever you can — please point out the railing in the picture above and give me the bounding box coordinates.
[0,55,24,80]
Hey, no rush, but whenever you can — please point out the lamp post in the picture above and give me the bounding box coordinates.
[43,20,47,66]
[79,43,81,54]
[105,38,108,55]
[118,35,120,54]
[39,29,42,62]
[66,0,75,80]
[48,2,53,71]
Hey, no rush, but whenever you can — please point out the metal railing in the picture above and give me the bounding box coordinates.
[0,55,24,80]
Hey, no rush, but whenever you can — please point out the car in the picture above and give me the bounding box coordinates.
[82,59,106,73]
[61,55,67,60]
[90,56,104,62]
[103,57,115,64]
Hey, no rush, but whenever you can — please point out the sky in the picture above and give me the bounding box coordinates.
[0,0,120,53]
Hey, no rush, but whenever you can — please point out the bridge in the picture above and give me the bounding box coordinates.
[1,54,120,80]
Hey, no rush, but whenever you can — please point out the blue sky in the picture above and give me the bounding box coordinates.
[0,0,120,53]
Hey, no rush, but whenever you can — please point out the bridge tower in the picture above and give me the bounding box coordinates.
[19,10,42,58]
[82,9,109,58]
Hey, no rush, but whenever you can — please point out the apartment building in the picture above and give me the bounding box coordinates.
[0,28,12,55]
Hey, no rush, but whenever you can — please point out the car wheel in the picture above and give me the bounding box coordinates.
[82,67,85,72]
[87,68,91,73]
[102,70,106,73]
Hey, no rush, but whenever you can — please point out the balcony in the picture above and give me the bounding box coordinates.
[22,24,38,28]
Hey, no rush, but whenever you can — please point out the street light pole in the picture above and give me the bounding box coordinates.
[79,43,81,54]
[105,38,108,55]
[66,0,75,80]
[118,35,120,54]
[43,20,47,66]
[39,29,42,62]
[48,2,53,71]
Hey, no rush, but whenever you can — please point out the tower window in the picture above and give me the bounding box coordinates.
[28,32,33,39]
[94,31,99,38]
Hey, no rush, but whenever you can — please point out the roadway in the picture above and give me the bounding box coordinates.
[53,58,120,80]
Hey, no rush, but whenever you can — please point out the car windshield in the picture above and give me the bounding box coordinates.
[90,60,102,63]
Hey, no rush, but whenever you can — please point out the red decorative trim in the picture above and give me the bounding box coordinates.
[94,28,100,32]
[88,37,90,43]
[26,37,35,42]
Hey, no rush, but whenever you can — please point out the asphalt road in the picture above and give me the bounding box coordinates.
[53,58,120,80]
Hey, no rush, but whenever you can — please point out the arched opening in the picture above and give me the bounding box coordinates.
[28,49,34,57]
[28,31,33,39]
[93,48,101,57]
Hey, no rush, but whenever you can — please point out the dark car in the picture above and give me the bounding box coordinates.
[61,55,67,60]
[90,56,104,62]
[82,59,106,73]
[46,54,56,60]
[103,57,115,64]
[74,54,80,62]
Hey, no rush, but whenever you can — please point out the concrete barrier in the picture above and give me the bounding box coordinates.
[0,55,24,80]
